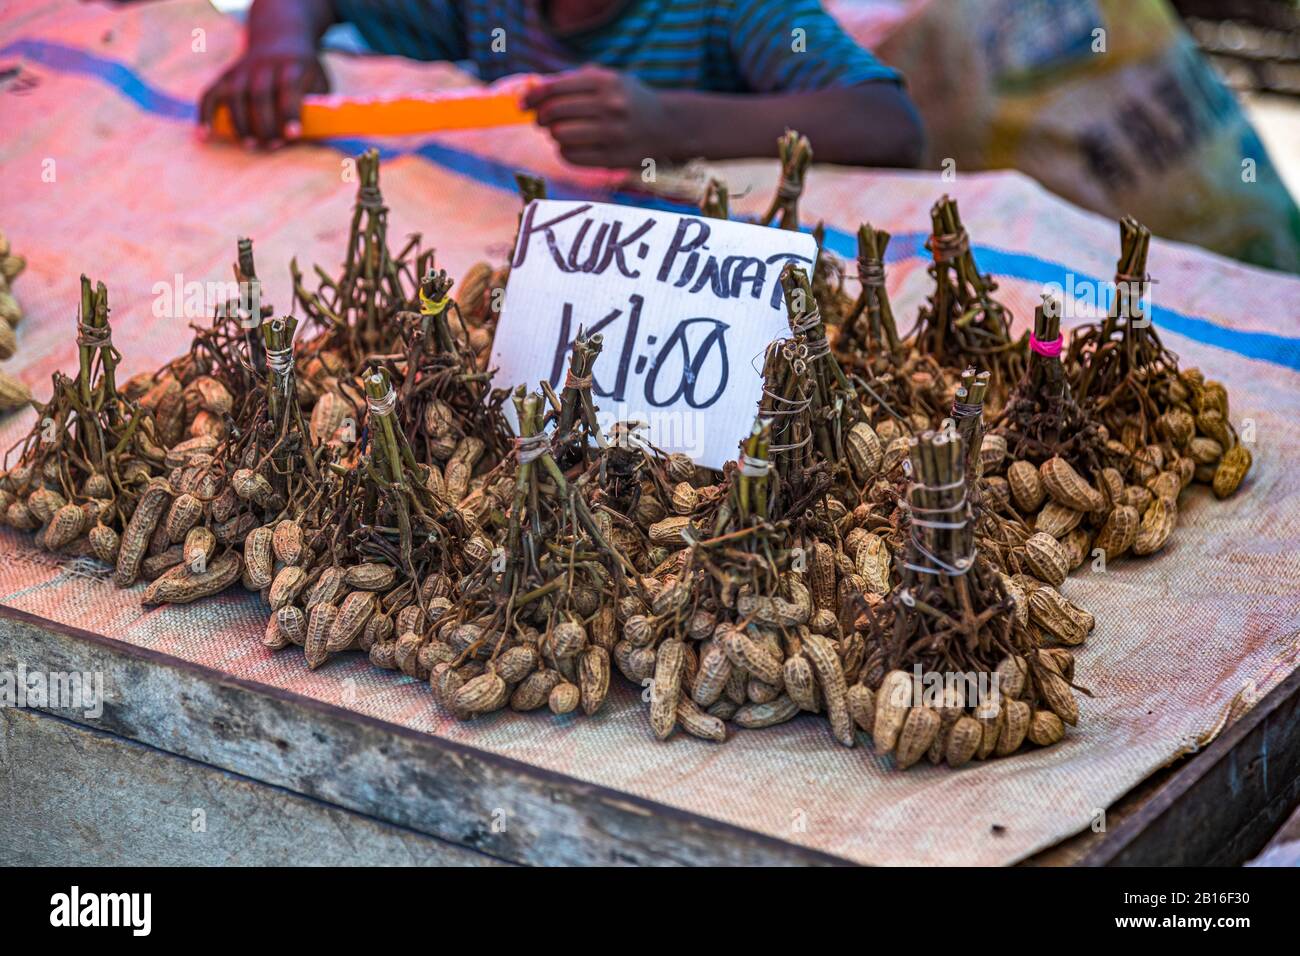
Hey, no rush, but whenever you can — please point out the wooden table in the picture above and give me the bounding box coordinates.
[4,603,1298,866]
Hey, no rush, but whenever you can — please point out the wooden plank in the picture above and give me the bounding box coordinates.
[1070,664,1300,866]
[0,604,847,867]
[1247,799,1300,866]
[0,707,507,866]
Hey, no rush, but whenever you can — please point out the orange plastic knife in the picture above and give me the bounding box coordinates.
[210,78,537,139]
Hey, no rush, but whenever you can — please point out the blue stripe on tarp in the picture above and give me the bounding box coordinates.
[5,37,1300,372]
[2,38,197,119]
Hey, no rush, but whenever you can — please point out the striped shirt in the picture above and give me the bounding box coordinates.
[329,0,900,92]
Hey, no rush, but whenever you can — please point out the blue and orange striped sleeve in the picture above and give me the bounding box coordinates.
[725,0,900,93]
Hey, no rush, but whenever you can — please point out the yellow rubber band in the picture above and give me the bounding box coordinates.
[419,288,450,316]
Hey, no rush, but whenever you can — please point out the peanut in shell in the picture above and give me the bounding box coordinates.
[846,421,883,480]
[113,480,171,587]
[803,632,853,746]
[548,681,581,715]
[142,550,242,606]
[88,523,120,564]
[1035,501,1083,538]
[648,515,691,546]
[1212,444,1251,499]
[1023,532,1069,587]
[456,672,509,715]
[276,604,307,646]
[1040,456,1105,512]
[690,641,732,706]
[306,566,345,611]
[1027,709,1065,746]
[0,369,31,411]
[579,646,610,715]
[328,590,376,651]
[975,699,1003,760]
[1007,460,1045,513]
[1028,586,1092,646]
[808,541,837,612]
[846,683,875,731]
[511,668,563,711]
[1092,504,1139,560]
[269,565,309,611]
[995,699,1031,756]
[720,627,783,686]
[183,526,216,570]
[1132,496,1176,556]
[783,654,820,712]
[1035,666,1078,726]
[43,503,86,550]
[650,638,685,740]
[945,715,983,768]
[895,705,940,769]
[343,562,396,590]
[272,519,304,565]
[244,525,274,589]
[872,669,913,753]
[304,602,337,669]
[732,694,799,729]
[676,696,726,742]
[979,434,1007,473]
[263,613,290,650]
[995,654,1028,699]
[853,532,891,594]
[1187,436,1223,465]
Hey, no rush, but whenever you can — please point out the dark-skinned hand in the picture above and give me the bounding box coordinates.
[523,65,672,168]
[198,43,329,148]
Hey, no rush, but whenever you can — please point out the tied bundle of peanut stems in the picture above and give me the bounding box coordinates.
[889,430,1018,674]
[68,277,125,475]
[761,130,812,230]
[1062,217,1250,500]
[233,236,270,383]
[1068,217,1179,441]
[757,341,812,501]
[832,225,952,429]
[995,298,1116,477]
[7,275,153,534]
[847,429,1088,770]
[846,224,903,359]
[360,366,460,580]
[779,263,855,466]
[392,267,510,469]
[291,148,433,364]
[699,177,729,220]
[914,196,1025,408]
[548,329,605,456]
[951,367,989,493]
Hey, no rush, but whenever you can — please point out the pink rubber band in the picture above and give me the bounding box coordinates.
[1029,332,1063,357]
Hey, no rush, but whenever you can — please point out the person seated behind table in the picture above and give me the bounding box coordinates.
[199,0,924,168]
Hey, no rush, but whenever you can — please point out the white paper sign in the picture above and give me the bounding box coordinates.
[490,199,819,469]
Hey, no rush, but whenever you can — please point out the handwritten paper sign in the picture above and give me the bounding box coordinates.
[491,199,819,469]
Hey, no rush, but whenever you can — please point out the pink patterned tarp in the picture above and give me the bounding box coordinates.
[2,0,1299,865]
